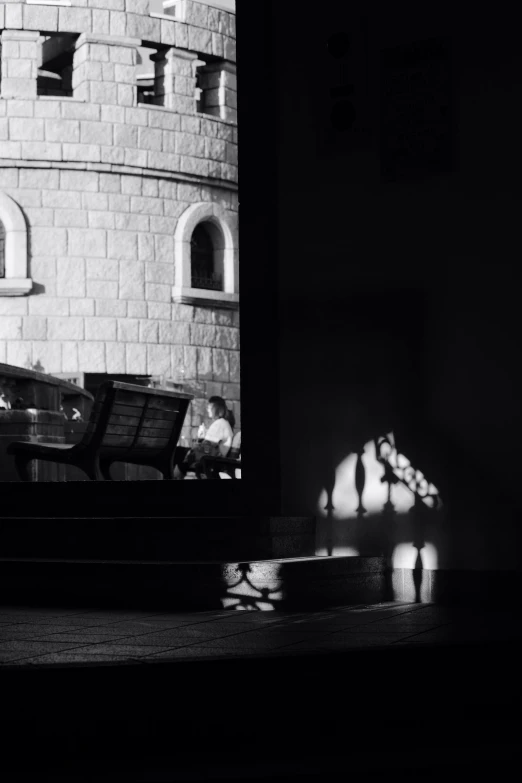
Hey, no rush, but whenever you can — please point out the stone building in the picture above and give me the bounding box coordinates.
[0,0,239,441]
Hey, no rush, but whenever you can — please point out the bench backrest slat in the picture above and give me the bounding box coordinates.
[82,381,193,457]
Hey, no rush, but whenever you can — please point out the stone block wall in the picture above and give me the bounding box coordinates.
[0,1,240,442]
[0,98,238,187]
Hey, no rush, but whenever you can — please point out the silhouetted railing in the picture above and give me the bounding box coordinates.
[374,434,441,510]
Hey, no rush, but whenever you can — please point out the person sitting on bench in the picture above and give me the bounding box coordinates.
[174,395,234,479]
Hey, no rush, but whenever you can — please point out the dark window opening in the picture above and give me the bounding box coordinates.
[137,46,167,106]
[0,221,5,278]
[37,34,78,97]
[158,1,178,17]
[194,59,221,117]
[191,223,223,291]
[195,66,205,114]
[137,74,156,105]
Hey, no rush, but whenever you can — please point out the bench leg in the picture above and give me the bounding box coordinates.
[78,456,104,481]
[14,454,33,482]
[100,460,113,481]
[159,457,175,480]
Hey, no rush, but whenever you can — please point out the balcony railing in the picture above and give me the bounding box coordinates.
[191,274,223,292]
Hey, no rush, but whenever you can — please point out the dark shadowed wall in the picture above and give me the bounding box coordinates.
[242,3,522,570]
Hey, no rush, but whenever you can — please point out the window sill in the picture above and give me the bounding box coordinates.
[196,111,237,126]
[137,102,169,112]
[37,96,84,102]
[172,286,239,309]
[134,105,237,126]
[150,13,177,22]
[27,0,71,5]
[0,279,33,297]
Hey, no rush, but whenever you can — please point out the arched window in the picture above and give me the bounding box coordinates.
[173,202,238,308]
[0,192,32,296]
[190,222,223,291]
[0,220,5,279]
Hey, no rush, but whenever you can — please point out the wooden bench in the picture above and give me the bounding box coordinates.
[200,430,241,479]
[7,381,193,481]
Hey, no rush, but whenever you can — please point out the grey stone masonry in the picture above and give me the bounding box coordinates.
[198,61,237,123]
[152,46,199,114]
[2,1,237,64]
[1,30,39,101]
[73,34,141,108]
[0,0,239,445]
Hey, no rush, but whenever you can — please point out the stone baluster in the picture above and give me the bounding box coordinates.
[153,46,199,113]
[0,30,39,100]
[197,60,237,122]
[72,33,140,107]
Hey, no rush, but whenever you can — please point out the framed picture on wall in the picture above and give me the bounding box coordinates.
[380,36,454,182]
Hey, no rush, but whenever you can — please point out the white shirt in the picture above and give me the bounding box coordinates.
[200,417,234,456]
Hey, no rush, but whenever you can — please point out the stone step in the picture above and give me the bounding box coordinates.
[1,480,248,517]
[0,516,316,561]
[0,555,387,611]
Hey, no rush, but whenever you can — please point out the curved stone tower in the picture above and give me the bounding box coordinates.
[0,0,239,439]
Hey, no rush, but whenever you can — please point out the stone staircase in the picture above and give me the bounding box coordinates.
[0,515,389,610]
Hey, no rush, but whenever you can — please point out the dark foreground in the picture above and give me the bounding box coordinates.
[0,601,520,780]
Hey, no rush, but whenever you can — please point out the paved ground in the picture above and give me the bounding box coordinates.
[2,601,521,780]
[2,600,521,668]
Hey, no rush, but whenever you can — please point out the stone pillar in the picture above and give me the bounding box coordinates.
[197,61,237,122]
[72,33,140,107]
[0,30,39,100]
[153,46,199,113]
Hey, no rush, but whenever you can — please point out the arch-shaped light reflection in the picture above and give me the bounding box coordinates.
[317,433,442,520]
[392,541,438,570]
[317,433,437,519]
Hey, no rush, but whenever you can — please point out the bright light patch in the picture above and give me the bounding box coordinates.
[391,480,416,513]
[392,541,438,569]
[221,563,283,610]
[317,433,441,520]
[221,598,277,611]
[317,488,329,515]
[315,546,360,557]
[325,447,393,518]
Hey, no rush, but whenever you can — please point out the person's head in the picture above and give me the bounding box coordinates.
[207,396,227,420]
[207,396,235,429]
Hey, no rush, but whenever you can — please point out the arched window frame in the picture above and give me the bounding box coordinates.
[0,192,32,296]
[173,202,239,308]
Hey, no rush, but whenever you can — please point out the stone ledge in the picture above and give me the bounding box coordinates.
[196,111,237,128]
[0,159,239,191]
[1,30,41,41]
[76,33,141,49]
[0,556,386,611]
[37,96,86,102]
[17,4,235,59]
[172,287,239,309]
[151,13,178,22]
[137,102,174,113]
[0,279,33,297]
[27,0,71,5]
[0,517,314,562]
